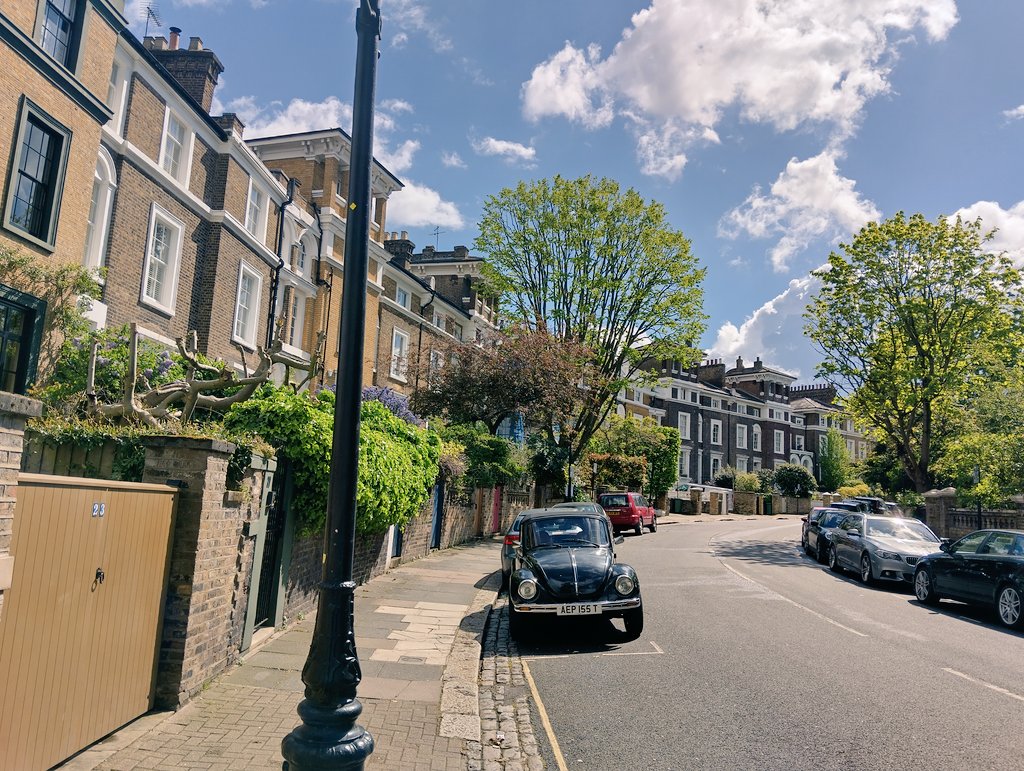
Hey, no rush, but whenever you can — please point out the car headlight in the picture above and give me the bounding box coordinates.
[875,550,901,561]
[614,574,636,596]
[517,579,538,600]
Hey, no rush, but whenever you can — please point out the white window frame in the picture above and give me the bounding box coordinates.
[679,448,691,479]
[736,456,748,473]
[232,262,262,348]
[245,178,268,241]
[159,107,192,185]
[752,425,761,452]
[106,56,130,138]
[433,310,444,328]
[390,328,409,381]
[774,430,785,454]
[752,459,761,472]
[736,424,747,449]
[711,398,720,409]
[395,287,410,309]
[83,147,117,272]
[793,435,804,451]
[139,204,184,315]
[710,419,722,446]
[711,454,722,478]
[678,411,690,440]
[430,349,444,370]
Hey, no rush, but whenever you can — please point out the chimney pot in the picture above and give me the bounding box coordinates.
[169,27,181,50]
[188,36,204,51]
[401,230,409,240]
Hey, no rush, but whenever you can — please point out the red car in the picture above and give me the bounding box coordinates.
[598,492,657,535]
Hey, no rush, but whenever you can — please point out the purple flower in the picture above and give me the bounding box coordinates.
[143,368,154,379]
[361,385,423,425]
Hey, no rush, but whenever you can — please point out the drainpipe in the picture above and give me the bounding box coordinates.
[414,287,438,395]
[310,200,333,388]
[266,176,297,347]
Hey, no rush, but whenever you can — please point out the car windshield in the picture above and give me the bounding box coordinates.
[866,518,939,542]
[525,516,610,548]
[599,494,628,508]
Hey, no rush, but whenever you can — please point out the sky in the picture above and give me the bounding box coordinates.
[124,0,1024,381]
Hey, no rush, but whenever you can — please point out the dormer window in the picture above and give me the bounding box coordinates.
[395,287,410,309]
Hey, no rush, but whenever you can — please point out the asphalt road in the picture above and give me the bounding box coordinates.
[517,516,1024,771]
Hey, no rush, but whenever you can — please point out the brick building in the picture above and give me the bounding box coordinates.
[0,0,126,392]
[93,28,315,368]
[640,355,871,487]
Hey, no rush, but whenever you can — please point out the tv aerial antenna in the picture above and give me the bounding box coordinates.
[430,226,446,248]
[143,3,163,38]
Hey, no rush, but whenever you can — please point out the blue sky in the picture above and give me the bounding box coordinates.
[125,0,1024,380]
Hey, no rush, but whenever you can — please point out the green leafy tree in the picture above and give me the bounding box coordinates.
[439,423,525,489]
[476,175,706,467]
[225,387,440,535]
[805,212,1023,492]
[772,464,818,498]
[582,451,648,494]
[818,427,850,492]
[756,468,775,493]
[589,415,680,499]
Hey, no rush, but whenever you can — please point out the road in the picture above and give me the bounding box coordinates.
[517,516,1024,771]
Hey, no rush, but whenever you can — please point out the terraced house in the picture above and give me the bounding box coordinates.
[0,0,126,393]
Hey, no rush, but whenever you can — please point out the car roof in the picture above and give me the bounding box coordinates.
[520,509,606,522]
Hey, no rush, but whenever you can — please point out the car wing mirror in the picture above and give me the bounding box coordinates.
[939,541,950,552]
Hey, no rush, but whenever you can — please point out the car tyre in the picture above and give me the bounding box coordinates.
[507,602,526,641]
[622,607,644,641]
[648,515,657,533]
[828,545,841,573]
[996,584,1023,629]
[859,553,874,585]
[914,568,940,606]
[634,521,644,536]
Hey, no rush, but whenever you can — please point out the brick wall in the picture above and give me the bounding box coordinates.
[123,74,165,163]
[401,507,434,563]
[0,393,42,620]
[283,532,321,622]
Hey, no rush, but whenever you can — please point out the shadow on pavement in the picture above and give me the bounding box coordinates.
[713,538,809,568]
[909,597,1024,638]
[514,616,633,655]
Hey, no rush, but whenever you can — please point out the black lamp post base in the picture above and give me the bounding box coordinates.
[281,698,374,770]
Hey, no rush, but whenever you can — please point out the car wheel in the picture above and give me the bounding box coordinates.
[622,608,644,641]
[828,545,841,573]
[507,603,526,641]
[649,515,657,533]
[634,521,644,536]
[914,568,940,606]
[996,585,1023,629]
[859,553,874,585]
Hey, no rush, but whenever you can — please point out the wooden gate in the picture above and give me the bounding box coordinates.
[0,474,177,771]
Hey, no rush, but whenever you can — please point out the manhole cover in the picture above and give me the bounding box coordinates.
[399,656,426,664]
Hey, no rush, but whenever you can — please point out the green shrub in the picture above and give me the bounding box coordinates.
[837,481,871,498]
[772,464,818,498]
[440,423,525,490]
[713,466,736,489]
[734,472,762,492]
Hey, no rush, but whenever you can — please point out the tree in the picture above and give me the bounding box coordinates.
[818,427,850,492]
[589,415,681,499]
[475,175,706,465]
[805,212,1023,492]
[411,327,590,435]
[773,464,818,498]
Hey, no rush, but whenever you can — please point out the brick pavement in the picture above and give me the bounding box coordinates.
[63,541,503,771]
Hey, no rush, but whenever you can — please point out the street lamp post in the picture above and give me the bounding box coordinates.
[280,2,381,768]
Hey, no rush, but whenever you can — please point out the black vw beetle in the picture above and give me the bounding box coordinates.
[508,509,643,641]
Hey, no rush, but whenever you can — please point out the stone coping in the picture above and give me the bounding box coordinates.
[0,392,42,418]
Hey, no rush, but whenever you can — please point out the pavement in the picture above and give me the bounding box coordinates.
[59,512,786,771]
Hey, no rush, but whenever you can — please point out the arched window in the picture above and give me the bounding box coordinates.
[83,146,117,271]
[751,424,761,452]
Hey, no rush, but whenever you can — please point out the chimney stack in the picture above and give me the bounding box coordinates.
[148,27,225,113]
[736,356,744,370]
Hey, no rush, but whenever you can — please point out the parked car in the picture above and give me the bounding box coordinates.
[508,510,643,641]
[501,509,547,583]
[802,507,852,563]
[551,501,608,518]
[914,529,1024,629]
[828,514,942,584]
[598,491,657,535]
[829,500,868,513]
[851,496,886,514]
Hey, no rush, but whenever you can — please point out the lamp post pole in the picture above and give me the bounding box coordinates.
[280,1,380,768]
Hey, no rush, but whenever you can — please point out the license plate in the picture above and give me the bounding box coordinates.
[556,603,601,616]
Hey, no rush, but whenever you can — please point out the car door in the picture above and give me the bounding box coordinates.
[968,532,1016,603]
[636,494,653,525]
[938,531,989,600]
[834,515,860,568]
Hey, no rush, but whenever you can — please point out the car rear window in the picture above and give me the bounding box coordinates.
[600,494,628,507]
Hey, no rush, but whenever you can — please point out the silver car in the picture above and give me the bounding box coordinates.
[828,514,942,584]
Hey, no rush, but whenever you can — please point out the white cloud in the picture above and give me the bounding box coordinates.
[953,200,1024,266]
[381,99,414,114]
[719,150,879,272]
[441,151,466,169]
[710,272,825,379]
[388,0,452,53]
[471,136,537,165]
[388,181,465,229]
[391,32,409,48]
[1002,105,1024,121]
[522,43,614,128]
[242,96,353,138]
[377,140,419,174]
[522,0,958,173]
